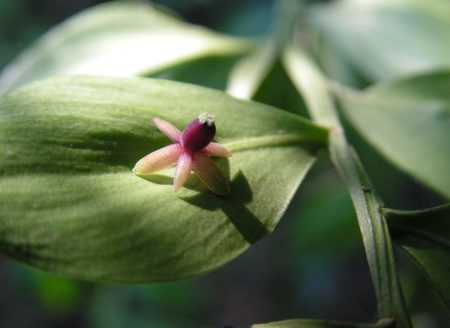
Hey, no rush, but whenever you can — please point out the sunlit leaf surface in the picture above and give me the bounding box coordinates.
[0,76,327,282]
[0,2,252,93]
[227,41,277,99]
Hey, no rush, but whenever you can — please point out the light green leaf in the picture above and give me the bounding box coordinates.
[283,45,338,126]
[226,41,277,99]
[0,76,327,282]
[385,204,450,308]
[252,318,393,328]
[308,0,450,81]
[225,39,310,115]
[365,70,450,102]
[337,71,450,199]
[0,2,252,93]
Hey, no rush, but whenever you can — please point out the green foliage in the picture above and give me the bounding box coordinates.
[0,0,449,326]
[308,0,450,82]
[0,75,326,282]
[283,44,412,325]
[0,2,251,93]
[337,72,450,199]
[386,204,450,308]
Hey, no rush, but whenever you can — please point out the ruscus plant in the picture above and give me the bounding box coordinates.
[0,0,448,327]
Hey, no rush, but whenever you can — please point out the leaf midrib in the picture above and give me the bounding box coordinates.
[226,133,326,152]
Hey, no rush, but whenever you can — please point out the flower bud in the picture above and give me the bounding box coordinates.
[181,113,216,152]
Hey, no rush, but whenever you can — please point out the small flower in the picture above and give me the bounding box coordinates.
[133,113,231,195]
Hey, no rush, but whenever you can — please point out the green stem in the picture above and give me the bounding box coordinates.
[329,128,410,326]
[282,44,412,326]
[382,203,450,218]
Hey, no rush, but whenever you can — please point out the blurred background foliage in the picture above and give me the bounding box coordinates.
[0,0,448,327]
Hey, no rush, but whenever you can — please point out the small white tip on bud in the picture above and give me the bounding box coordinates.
[198,112,215,126]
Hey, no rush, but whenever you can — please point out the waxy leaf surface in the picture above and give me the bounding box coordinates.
[0,76,327,282]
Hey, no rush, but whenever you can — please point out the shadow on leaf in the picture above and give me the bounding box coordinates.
[139,158,269,244]
[183,170,269,244]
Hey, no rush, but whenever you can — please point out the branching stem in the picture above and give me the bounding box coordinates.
[281,33,412,328]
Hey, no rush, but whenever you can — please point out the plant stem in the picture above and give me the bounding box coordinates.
[383,203,450,218]
[329,128,411,327]
[283,45,412,326]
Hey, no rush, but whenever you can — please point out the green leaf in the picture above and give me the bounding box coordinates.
[227,45,309,116]
[149,54,243,90]
[226,41,277,99]
[0,76,327,282]
[0,2,251,93]
[385,204,450,308]
[308,0,450,81]
[365,70,450,102]
[337,71,450,199]
[251,318,393,328]
[283,45,338,126]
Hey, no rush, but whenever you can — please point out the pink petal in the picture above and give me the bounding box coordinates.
[204,142,232,158]
[193,152,230,195]
[133,144,182,175]
[173,153,193,192]
[153,117,181,143]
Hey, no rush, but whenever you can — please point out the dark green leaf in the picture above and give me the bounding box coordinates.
[385,204,450,308]
[0,76,327,282]
[0,2,251,93]
[149,54,243,90]
[337,71,450,199]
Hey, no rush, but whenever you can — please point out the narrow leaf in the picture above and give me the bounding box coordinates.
[283,45,338,126]
[227,41,277,99]
[0,76,327,282]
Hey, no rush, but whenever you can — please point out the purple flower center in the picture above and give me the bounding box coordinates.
[181,113,216,152]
